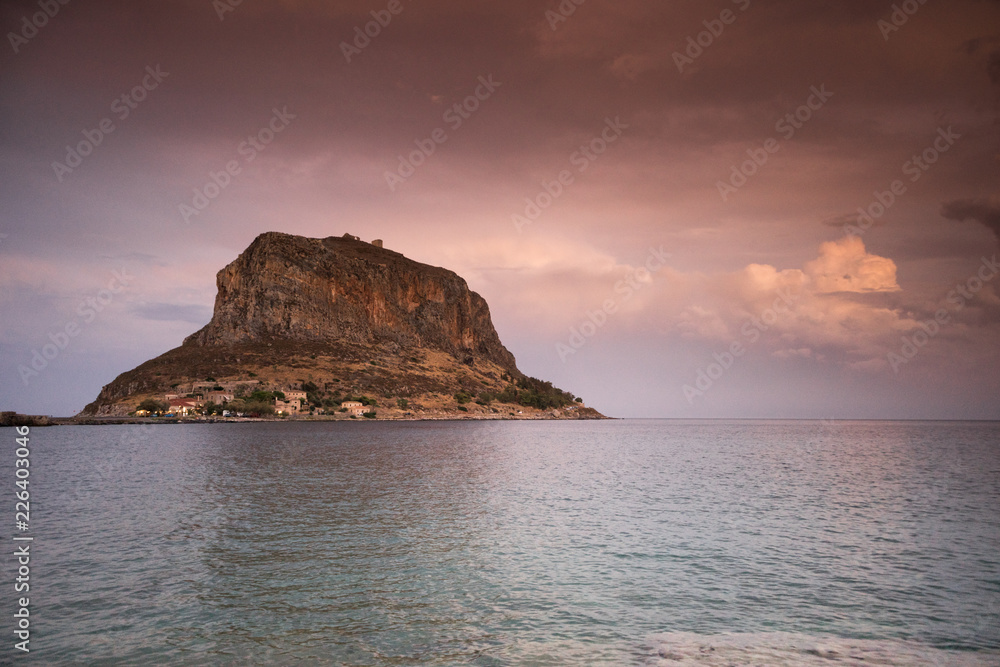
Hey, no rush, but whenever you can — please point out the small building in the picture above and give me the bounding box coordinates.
[274,399,300,415]
[206,392,233,405]
[341,401,369,416]
[372,239,383,248]
[284,390,307,402]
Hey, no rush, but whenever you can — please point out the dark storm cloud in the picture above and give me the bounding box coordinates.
[2,0,991,157]
[989,51,1000,84]
[820,213,888,230]
[940,198,1000,242]
[960,33,1000,85]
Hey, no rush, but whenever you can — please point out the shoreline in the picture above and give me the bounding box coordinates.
[2,410,611,427]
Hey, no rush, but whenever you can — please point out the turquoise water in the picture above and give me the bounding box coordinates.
[4,420,999,664]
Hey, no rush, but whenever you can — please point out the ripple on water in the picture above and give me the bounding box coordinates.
[5,420,999,664]
[646,633,1000,666]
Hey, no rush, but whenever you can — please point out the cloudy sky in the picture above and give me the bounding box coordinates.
[2,0,999,418]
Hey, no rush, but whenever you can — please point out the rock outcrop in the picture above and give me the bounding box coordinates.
[183,232,518,373]
[81,232,603,419]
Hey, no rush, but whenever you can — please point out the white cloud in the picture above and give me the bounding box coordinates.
[466,233,911,371]
[804,236,900,294]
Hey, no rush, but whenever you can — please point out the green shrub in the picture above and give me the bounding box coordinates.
[241,400,274,416]
[493,376,576,410]
[496,385,518,404]
[397,398,409,409]
[454,391,472,405]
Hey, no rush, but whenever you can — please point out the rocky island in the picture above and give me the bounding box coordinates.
[80,232,605,421]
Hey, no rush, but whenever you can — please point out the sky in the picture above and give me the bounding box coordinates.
[1,0,999,419]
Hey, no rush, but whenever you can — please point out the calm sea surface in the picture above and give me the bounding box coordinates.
[3,420,999,665]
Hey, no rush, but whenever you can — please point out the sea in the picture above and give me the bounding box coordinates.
[2,420,999,665]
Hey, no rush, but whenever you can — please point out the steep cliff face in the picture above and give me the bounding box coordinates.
[183,232,519,374]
